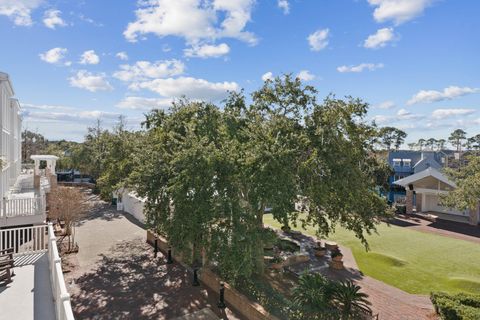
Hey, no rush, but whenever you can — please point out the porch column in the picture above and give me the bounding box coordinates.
[406,184,414,214]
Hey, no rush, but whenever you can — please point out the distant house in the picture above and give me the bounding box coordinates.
[387,150,449,203]
[387,150,479,225]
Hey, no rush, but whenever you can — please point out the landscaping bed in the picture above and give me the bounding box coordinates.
[264,214,480,295]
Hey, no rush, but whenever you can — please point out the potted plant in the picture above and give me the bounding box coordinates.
[314,242,327,257]
[331,249,343,262]
[270,256,284,270]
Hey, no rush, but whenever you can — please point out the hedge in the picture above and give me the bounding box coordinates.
[431,292,480,320]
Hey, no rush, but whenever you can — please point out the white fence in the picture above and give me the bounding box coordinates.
[118,189,146,223]
[47,223,75,320]
[1,195,46,218]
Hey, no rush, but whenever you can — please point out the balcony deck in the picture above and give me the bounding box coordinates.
[0,172,49,227]
[0,253,55,320]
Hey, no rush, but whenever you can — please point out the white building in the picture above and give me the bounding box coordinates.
[0,72,74,320]
[0,72,22,200]
[394,167,480,225]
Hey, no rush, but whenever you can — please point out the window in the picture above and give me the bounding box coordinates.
[393,158,401,167]
[403,159,411,168]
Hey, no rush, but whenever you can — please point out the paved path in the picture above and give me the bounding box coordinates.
[280,231,436,320]
[65,199,242,320]
[392,214,480,244]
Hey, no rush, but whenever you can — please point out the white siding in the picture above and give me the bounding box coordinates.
[0,74,22,199]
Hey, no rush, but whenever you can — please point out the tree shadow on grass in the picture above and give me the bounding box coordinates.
[71,239,227,320]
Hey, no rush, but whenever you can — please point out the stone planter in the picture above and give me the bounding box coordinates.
[329,260,344,270]
[325,241,338,251]
[314,248,327,257]
[332,254,343,262]
[270,261,284,270]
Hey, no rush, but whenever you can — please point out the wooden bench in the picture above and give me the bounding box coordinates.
[0,248,14,285]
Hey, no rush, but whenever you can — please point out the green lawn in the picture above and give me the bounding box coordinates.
[263,214,480,295]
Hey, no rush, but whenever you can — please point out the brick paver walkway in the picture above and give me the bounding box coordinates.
[282,231,437,320]
[64,200,243,320]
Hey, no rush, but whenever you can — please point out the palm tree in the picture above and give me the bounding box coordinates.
[292,273,336,315]
[332,280,372,319]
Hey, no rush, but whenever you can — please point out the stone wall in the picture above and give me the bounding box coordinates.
[146,230,279,320]
[199,269,279,320]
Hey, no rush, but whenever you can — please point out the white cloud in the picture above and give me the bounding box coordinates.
[39,47,69,65]
[407,86,480,105]
[431,108,476,120]
[363,27,395,49]
[296,70,315,81]
[113,60,185,82]
[116,96,173,110]
[116,52,129,61]
[375,101,395,109]
[124,0,257,45]
[372,115,390,124]
[43,9,66,29]
[130,77,239,101]
[0,0,43,26]
[367,0,433,25]
[184,43,230,58]
[69,70,113,92]
[79,50,100,65]
[396,108,423,120]
[21,103,120,123]
[278,0,289,14]
[337,63,384,73]
[262,72,273,82]
[308,28,329,51]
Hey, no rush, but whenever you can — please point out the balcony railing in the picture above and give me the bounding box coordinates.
[0,224,75,320]
[47,223,75,320]
[1,196,46,218]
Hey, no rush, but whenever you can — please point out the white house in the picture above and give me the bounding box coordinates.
[0,72,22,199]
[0,72,74,320]
[394,167,479,225]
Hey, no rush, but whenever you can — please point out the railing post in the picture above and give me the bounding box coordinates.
[2,197,6,218]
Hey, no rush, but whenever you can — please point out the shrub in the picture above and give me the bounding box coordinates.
[431,292,480,320]
[394,203,406,214]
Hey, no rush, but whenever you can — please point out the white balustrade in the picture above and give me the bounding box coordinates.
[0,224,47,254]
[0,224,75,320]
[0,195,46,218]
[47,223,75,320]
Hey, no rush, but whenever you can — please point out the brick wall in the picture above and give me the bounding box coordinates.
[146,230,279,320]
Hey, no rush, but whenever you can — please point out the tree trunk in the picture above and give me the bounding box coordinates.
[254,209,265,276]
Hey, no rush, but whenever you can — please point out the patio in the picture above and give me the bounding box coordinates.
[0,253,55,320]
[65,198,244,319]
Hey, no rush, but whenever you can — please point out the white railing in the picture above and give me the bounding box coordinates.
[0,224,75,320]
[0,195,46,218]
[0,224,47,254]
[47,223,75,320]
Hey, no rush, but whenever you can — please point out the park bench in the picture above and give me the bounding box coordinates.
[0,248,14,285]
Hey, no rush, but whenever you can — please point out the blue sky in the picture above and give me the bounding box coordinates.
[0,0,479,144]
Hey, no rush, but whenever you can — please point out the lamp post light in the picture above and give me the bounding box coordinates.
[166,247,173,264]
[192,268,200,286]
[217,282,226,309]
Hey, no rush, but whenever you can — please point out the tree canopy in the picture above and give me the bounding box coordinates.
[127,76,391,282]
